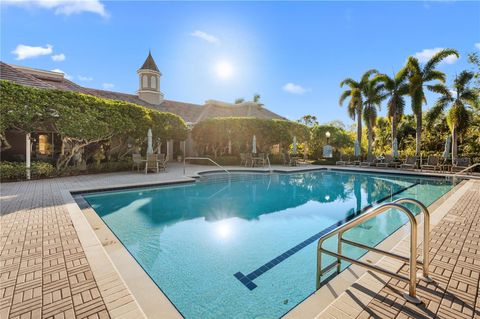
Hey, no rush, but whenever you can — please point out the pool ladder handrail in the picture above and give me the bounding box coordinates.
[449,162,479,181]
[316,198,431,304]
[183,156,231,176]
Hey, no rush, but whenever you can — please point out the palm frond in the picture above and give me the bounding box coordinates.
[395,65,409,83]
[424,49,459,74]
[397,83,410,95]
[425,96,451,128]
[447,101,470,132]
[454,71,474,89]
[424,70,446,83]
[406,56,421,74]
[339,90,351,106]
[340,78,359,88]
[427,84,451,96]
[360,69,378,84]
[460,89,479,107]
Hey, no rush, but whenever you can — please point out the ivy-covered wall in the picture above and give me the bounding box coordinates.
[191,117,309,157]
[0,80,188,171]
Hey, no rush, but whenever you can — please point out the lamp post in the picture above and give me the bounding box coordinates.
[326,131,331,144]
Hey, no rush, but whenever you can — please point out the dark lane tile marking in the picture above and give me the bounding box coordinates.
[234,182,420,290]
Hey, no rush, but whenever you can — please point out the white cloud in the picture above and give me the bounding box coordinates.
[51,68,72,80]
[475,43,480,50]
[282,83,308,95]
[190,30,220,44]
[12,44,52,60]
[102,83,114,89]
[51,53,66,61]
[414,47,458,64]
[4,0,108,18]
[78,75,93,81]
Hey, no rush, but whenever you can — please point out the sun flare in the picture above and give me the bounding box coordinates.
[215,61,234,79]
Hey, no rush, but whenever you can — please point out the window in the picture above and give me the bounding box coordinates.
[151,76,156,89]
[38,134,52,155]
[142,75,148,88]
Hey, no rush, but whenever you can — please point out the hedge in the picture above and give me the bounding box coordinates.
[0,161,55,181]
[191,117,309,157]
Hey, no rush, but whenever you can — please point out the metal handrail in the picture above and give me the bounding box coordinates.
[450,162,479,178]
[316,198,431,304]
[266,154,272,173]
[183,156,230,175]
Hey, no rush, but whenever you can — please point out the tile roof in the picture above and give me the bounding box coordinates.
[0,62,54,89]
[0,61,286,123]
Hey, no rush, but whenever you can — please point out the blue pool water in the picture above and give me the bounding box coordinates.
[83,170,454,318]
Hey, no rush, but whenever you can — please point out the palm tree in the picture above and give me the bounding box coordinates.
[375,68,409,154]
[426,71,477,161]
[362,78,386,158]
[339,69,378,152]
[406,49,459,155]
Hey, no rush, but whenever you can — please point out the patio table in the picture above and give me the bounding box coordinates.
[252,157,265,167]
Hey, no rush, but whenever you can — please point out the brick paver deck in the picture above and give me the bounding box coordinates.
[1,165,479,319]
[355,180,480,319]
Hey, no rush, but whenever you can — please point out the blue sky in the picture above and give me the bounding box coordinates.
[1,1,479,125]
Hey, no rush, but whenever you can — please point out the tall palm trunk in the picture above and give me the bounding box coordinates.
[451,125,457,162]
[415,113,422,156]
[391,111,397,156]
[357,106,362,149]
[367,121,373,158]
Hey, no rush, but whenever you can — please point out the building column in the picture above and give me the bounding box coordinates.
[26,133,31,180]
[167,140,174,161]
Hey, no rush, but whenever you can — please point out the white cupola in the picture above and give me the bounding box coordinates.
[137,51,164,105]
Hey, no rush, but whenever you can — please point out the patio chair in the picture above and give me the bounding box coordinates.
[254,153,266,167]
[451,157,472,173]
[282,152,296,166]
[347,156,362,166]
[400,156,417,170]
[336,155,349,166]
[240,153,247,166]
[158,153,168,172]
[144,154,159,174]
[376,155,397,168]
[421,156,441,171]
[360,155,376,167]
[132,153,142,171]
[244,153,253,167]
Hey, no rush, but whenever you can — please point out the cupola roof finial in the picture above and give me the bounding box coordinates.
[139,51,159,72]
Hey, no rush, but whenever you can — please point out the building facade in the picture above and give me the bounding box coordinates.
[0,52,285,162]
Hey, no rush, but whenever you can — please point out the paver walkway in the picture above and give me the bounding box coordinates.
[355,180,480,319]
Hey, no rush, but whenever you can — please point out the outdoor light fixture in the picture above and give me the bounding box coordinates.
[326,131,331,144]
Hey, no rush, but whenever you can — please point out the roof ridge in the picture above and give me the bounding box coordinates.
[1,62,56,89]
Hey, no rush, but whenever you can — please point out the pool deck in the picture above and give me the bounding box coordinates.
[0,163,479,319]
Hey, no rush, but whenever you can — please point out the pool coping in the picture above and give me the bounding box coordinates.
[66,166,472,319]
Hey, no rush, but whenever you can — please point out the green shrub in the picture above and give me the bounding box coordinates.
[0,161,55,181]
[31,162,55,178]
[0,161,25,180]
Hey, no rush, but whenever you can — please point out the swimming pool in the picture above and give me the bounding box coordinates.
[83,169,454,318]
